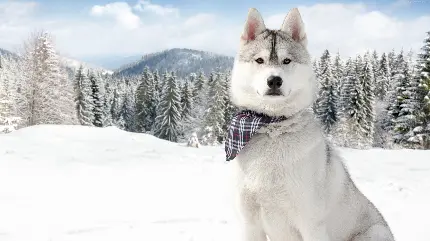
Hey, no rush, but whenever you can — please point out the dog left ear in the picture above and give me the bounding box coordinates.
[281,8,307,47]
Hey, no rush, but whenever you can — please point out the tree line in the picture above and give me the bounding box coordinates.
[1,30,429,150]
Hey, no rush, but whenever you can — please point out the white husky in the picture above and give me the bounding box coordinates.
[228,7,395,241]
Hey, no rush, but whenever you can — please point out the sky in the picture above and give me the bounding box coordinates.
[0,0,429,67]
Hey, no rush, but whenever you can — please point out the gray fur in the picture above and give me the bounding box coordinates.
[229,8,395,241]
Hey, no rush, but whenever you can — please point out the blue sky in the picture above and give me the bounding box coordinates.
[0,0,429,67]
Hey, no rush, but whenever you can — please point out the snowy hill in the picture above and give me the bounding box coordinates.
[114,48,234,78]
[0,48,19,60]
[60,56,113,75]
[0,125,429,241]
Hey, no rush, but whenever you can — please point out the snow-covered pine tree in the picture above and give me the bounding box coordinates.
[181,79,193,122]
[186,71,208,137]
[74,65,94,126]
[336,56,367,148]
[102,74,114,126]
[332,52,344,111]
[24,31,77,125]
[390,52,419,146]
[222,71,236,131]
[111,77,125,126]
[361,52,376,146]
[194,71,206,96]
[135,66,156,132]
[202,71,227,145]
[375,52,391,101]
[410,31,430,148]
[152,69,161,104]
[89,71,104,127]
[388,49,397,79]
[153,71,182,142]
[315,50,338,134]
[119,82,136,132]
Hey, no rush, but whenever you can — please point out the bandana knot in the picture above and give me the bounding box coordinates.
[224,110,287,161]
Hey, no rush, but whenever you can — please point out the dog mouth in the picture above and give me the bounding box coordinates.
[265,89,283,96]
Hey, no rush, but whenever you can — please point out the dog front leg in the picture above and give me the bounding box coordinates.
[238,192,267,241]
[300,222,330,241]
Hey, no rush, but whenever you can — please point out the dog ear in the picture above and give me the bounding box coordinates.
[281,8,307,46]
[241,8,266,43]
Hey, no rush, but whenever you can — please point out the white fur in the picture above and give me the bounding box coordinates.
[229,7,395,241]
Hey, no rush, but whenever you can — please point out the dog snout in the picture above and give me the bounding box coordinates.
[267,76,283,89]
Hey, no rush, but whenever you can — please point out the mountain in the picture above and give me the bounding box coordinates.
[114,48,234,78]
[80,55,143,70]
[0,48,19,60]
[60,56,113,75]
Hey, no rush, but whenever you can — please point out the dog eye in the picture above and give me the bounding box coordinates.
[255,58,264,64]
[282,58,291,65]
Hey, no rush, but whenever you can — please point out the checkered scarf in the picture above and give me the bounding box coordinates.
[225,110,287,161]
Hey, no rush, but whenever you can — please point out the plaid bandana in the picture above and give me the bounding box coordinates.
[225,110,287,161]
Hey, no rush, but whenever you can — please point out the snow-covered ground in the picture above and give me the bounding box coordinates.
[0,125,429,241]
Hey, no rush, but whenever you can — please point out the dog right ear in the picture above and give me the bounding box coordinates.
[241,8,266,43]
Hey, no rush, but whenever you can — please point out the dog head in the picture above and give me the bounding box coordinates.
[230,8,316,117]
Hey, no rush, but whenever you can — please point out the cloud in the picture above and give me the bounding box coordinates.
[90,2,140,29]
[0,1,429,64]
[265,3,430,58]
[133,0,179,17]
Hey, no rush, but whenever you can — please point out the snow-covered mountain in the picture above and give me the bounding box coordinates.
[114,48,234,78]
[0,125,429,241]
[60,56,113,75]
[0,48,19,60]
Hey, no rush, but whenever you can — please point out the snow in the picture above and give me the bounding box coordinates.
[0,125,429,241]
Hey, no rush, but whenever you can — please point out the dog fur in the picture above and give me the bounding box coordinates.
[229,7,395,241]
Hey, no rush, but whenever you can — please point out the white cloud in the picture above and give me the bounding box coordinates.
[0,1,429,63]
[134,0,179,17]
[90,2,140,29]
[265,3,429,58]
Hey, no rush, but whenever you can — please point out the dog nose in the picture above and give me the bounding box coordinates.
[267,76,283,89]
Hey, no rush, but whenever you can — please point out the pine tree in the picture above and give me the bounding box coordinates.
[74,66,94,126]
[135,66,156,132]
[24,31,77,125]
[332,52,343,91]
[120,82,136,132]
[391,53,418,146]
[181,79,193,122]
[89,71,104,127]
[202,71,227,144]
[154,71,182,142]
[194,71,206,96]
[316,50,338,133]
[336,56,367,148]
[375,53,391,101]
[361,53,376,146]
[102,75,114,126]
[411,31,430,148]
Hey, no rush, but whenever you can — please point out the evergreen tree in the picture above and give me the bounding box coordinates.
[24,31,77,125]
[74,66,94,126]
[154,71,182,142]
[375,53,391,101]
[135,66,156,132]
[316,50,338,133]
[181,79,193,122]
[194,71,206,96]
[336,56,367,148]
[202,71,227,144]
[411,31,430,148]
[332,52,344,94]
[89,71,104,127]
[390,53,418,145]
[120,83,136,132]
[361,53,376,146]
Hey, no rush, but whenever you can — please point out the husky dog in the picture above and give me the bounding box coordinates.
[229,8,395,241]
